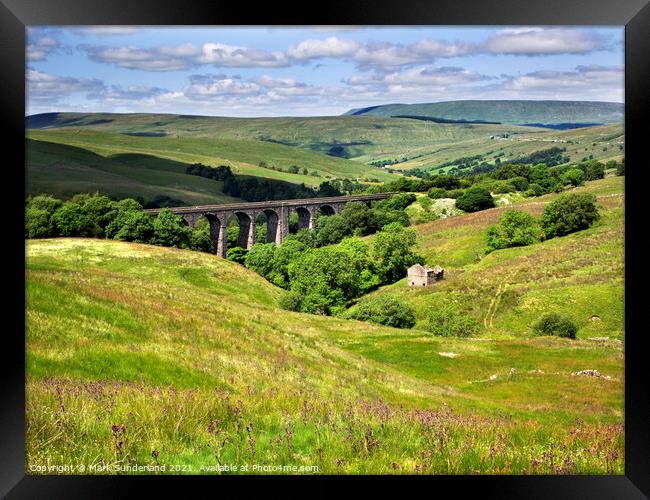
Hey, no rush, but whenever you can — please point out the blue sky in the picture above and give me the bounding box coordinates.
[26,26,624,117]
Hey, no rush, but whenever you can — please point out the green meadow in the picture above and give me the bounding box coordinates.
[25,178,624,475]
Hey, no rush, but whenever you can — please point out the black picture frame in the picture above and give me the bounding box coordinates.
[2,0,648,496]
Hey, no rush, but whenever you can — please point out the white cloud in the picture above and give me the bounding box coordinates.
[79,44,200,71]
[76,27,141,36]
[27,69,105,103]
[197,42,290,68]
[287,37,359,60]
[473,65,624,101]
[482,27,610,55]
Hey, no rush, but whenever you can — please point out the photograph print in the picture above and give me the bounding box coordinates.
[24,24,625,476]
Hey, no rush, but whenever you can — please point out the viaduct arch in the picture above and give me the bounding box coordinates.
[144,193,394,257]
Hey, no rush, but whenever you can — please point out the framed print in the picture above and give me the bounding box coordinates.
[2,0,648,496]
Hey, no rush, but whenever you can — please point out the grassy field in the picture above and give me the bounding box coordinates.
[26,177,624,474]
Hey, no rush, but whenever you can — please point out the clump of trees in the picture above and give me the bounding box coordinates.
[25,193,212,252]
[344,295,416,329]
[539,194,600,239]
[532,313,577,339]
[186,163,316,201]
[486,210,541,253]
[484,194,600,253]
[249,223,422,317]
[455,187,495,213]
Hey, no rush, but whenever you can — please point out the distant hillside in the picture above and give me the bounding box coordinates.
[344,100,624,126]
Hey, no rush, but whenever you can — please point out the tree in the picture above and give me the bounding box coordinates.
[376,193,416,211]
[509,176,529,191]
[51,202,101,237]
[345,295,416,329]
[189,219,214,252]
[455,187,495,212]
[616,160,625,176]
[79,194,119,231]
[371,223,422,283]
[561,168,585,187]
[112,211,154,243]
[150,208,192,249]
[244,242,276,280]
[338,237,381,293]
[431,175,461,190]
[268,239,306,288]
[25,195,62,238]
[485,210,541,253]
[285,247,362,315]
[314,214,351,247]
[540,193,600,239]
[584,161,605,181]
[105,198,144,239]
[25,207,54,238]
[226,246,247,264]
[526,183,544,197]
[340,201,377,236]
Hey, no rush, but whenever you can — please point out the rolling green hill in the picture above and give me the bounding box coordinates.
[344,100,624,125]
[26,111,547,167]
[26,138,241,205]
[26,111,625,185]
[26,176,624,474]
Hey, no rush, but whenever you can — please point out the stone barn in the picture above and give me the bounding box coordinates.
[407,264,444,287]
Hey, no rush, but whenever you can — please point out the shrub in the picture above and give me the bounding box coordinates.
[427,303,479,337]
[527,183,544,197]
[455,187,495,212]
[532,313,577,339]
[279,290,302,311]
[446,189,465,199]
[485,210,541,253]
[540,193,600,239]
[345,295,416,329]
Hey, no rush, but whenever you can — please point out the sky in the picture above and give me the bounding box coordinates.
[26,26,624,117]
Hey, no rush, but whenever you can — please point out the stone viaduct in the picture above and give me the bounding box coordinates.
[144,193,394,257]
